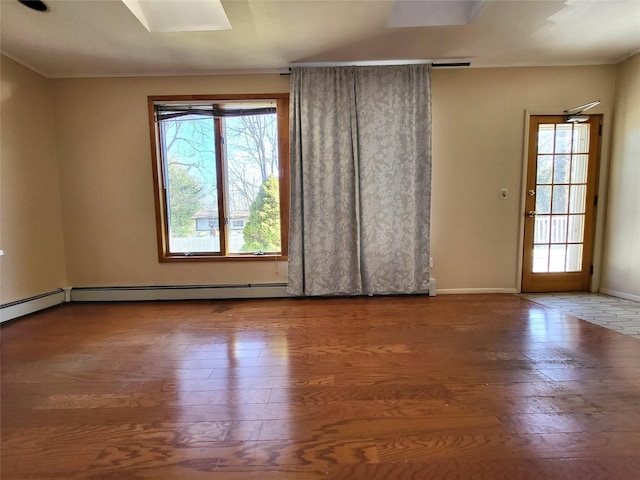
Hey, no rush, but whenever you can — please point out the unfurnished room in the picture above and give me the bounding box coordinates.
[1,0,640,479]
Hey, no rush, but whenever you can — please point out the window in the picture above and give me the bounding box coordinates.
[148,94,289,261]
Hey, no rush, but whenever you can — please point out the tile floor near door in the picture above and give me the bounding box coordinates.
[521,292,640,340]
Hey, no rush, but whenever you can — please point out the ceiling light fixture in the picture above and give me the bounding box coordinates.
[17,0,49,12]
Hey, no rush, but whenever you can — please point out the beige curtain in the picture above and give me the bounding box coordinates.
[288,65,432,296]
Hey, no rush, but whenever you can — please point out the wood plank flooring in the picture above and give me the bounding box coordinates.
[2,294,640,479]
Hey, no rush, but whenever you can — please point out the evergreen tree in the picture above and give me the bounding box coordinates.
[242,175,281,252]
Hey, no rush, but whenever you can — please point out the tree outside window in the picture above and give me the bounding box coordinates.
[149,94,289,261]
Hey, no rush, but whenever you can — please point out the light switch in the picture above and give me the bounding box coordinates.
[500,188,508,200]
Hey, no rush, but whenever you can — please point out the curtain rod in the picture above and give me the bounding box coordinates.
[279,62,470,75]
[431,62,471,68]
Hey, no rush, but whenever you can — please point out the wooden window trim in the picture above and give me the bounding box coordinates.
[148,93,290,262]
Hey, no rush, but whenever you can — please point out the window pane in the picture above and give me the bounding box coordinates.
[536,186,551,214]
[534,215,550,244]
[550,215,567,243]
[549,245,566,272]
[572,124,590,153]
[533,245,549,272]
[555,124,572,153]
[552,185,569,214]
[537,155,553,184]
[569,185,586,214]
[568,215,585,243]
[537,125,555,154]
[570,154,588,183]
[224,113,281,254]
[161,116,220,254]
[566,244,583,272]
[553,155,570,184]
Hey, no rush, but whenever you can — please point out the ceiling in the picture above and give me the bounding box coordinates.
[1,0,639,78]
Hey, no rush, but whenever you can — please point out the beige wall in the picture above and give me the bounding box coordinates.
[52,74,290,287]
[1,56,68,304]
[0,56,625,299]
[52,65,616,291]
[601,53,640,301]
[431,65,615,291]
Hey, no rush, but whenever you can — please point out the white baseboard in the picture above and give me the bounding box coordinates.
[599,288,640,303]
[437,288,519,295]
[0,290,66,323]
[70,283,292,302]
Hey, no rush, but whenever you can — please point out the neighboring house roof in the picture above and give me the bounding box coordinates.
[191,209,216,220]
[191,210,249,220]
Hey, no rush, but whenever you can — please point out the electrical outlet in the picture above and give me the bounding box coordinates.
[500,188,508,200]
[429,257,433,268]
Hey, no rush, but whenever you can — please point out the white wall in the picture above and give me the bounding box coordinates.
[601,53,640,301]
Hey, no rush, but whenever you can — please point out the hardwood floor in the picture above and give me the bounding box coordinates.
[2,294,640,479]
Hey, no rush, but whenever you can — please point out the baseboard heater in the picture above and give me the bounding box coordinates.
[0,285,290,323]
[70,283,292,302]
[0,289,66,324]
[72,279,436,302]
[1,279,436,323]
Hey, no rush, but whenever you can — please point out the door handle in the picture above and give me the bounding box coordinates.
[527,211,537,218]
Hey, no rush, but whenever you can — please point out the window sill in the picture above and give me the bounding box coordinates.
[159,254,287,263]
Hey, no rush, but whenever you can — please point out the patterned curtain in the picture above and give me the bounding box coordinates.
[288,65,432,296]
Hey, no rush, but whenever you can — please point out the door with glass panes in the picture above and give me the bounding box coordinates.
[522,115,601,292]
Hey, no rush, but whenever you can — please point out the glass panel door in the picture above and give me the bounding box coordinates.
[522,115,601,292]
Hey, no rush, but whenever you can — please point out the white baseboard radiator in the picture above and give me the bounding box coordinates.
[0,289,66,324]
[70,283,291,302]
[0,279,436,323]
[71,280,437,301]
